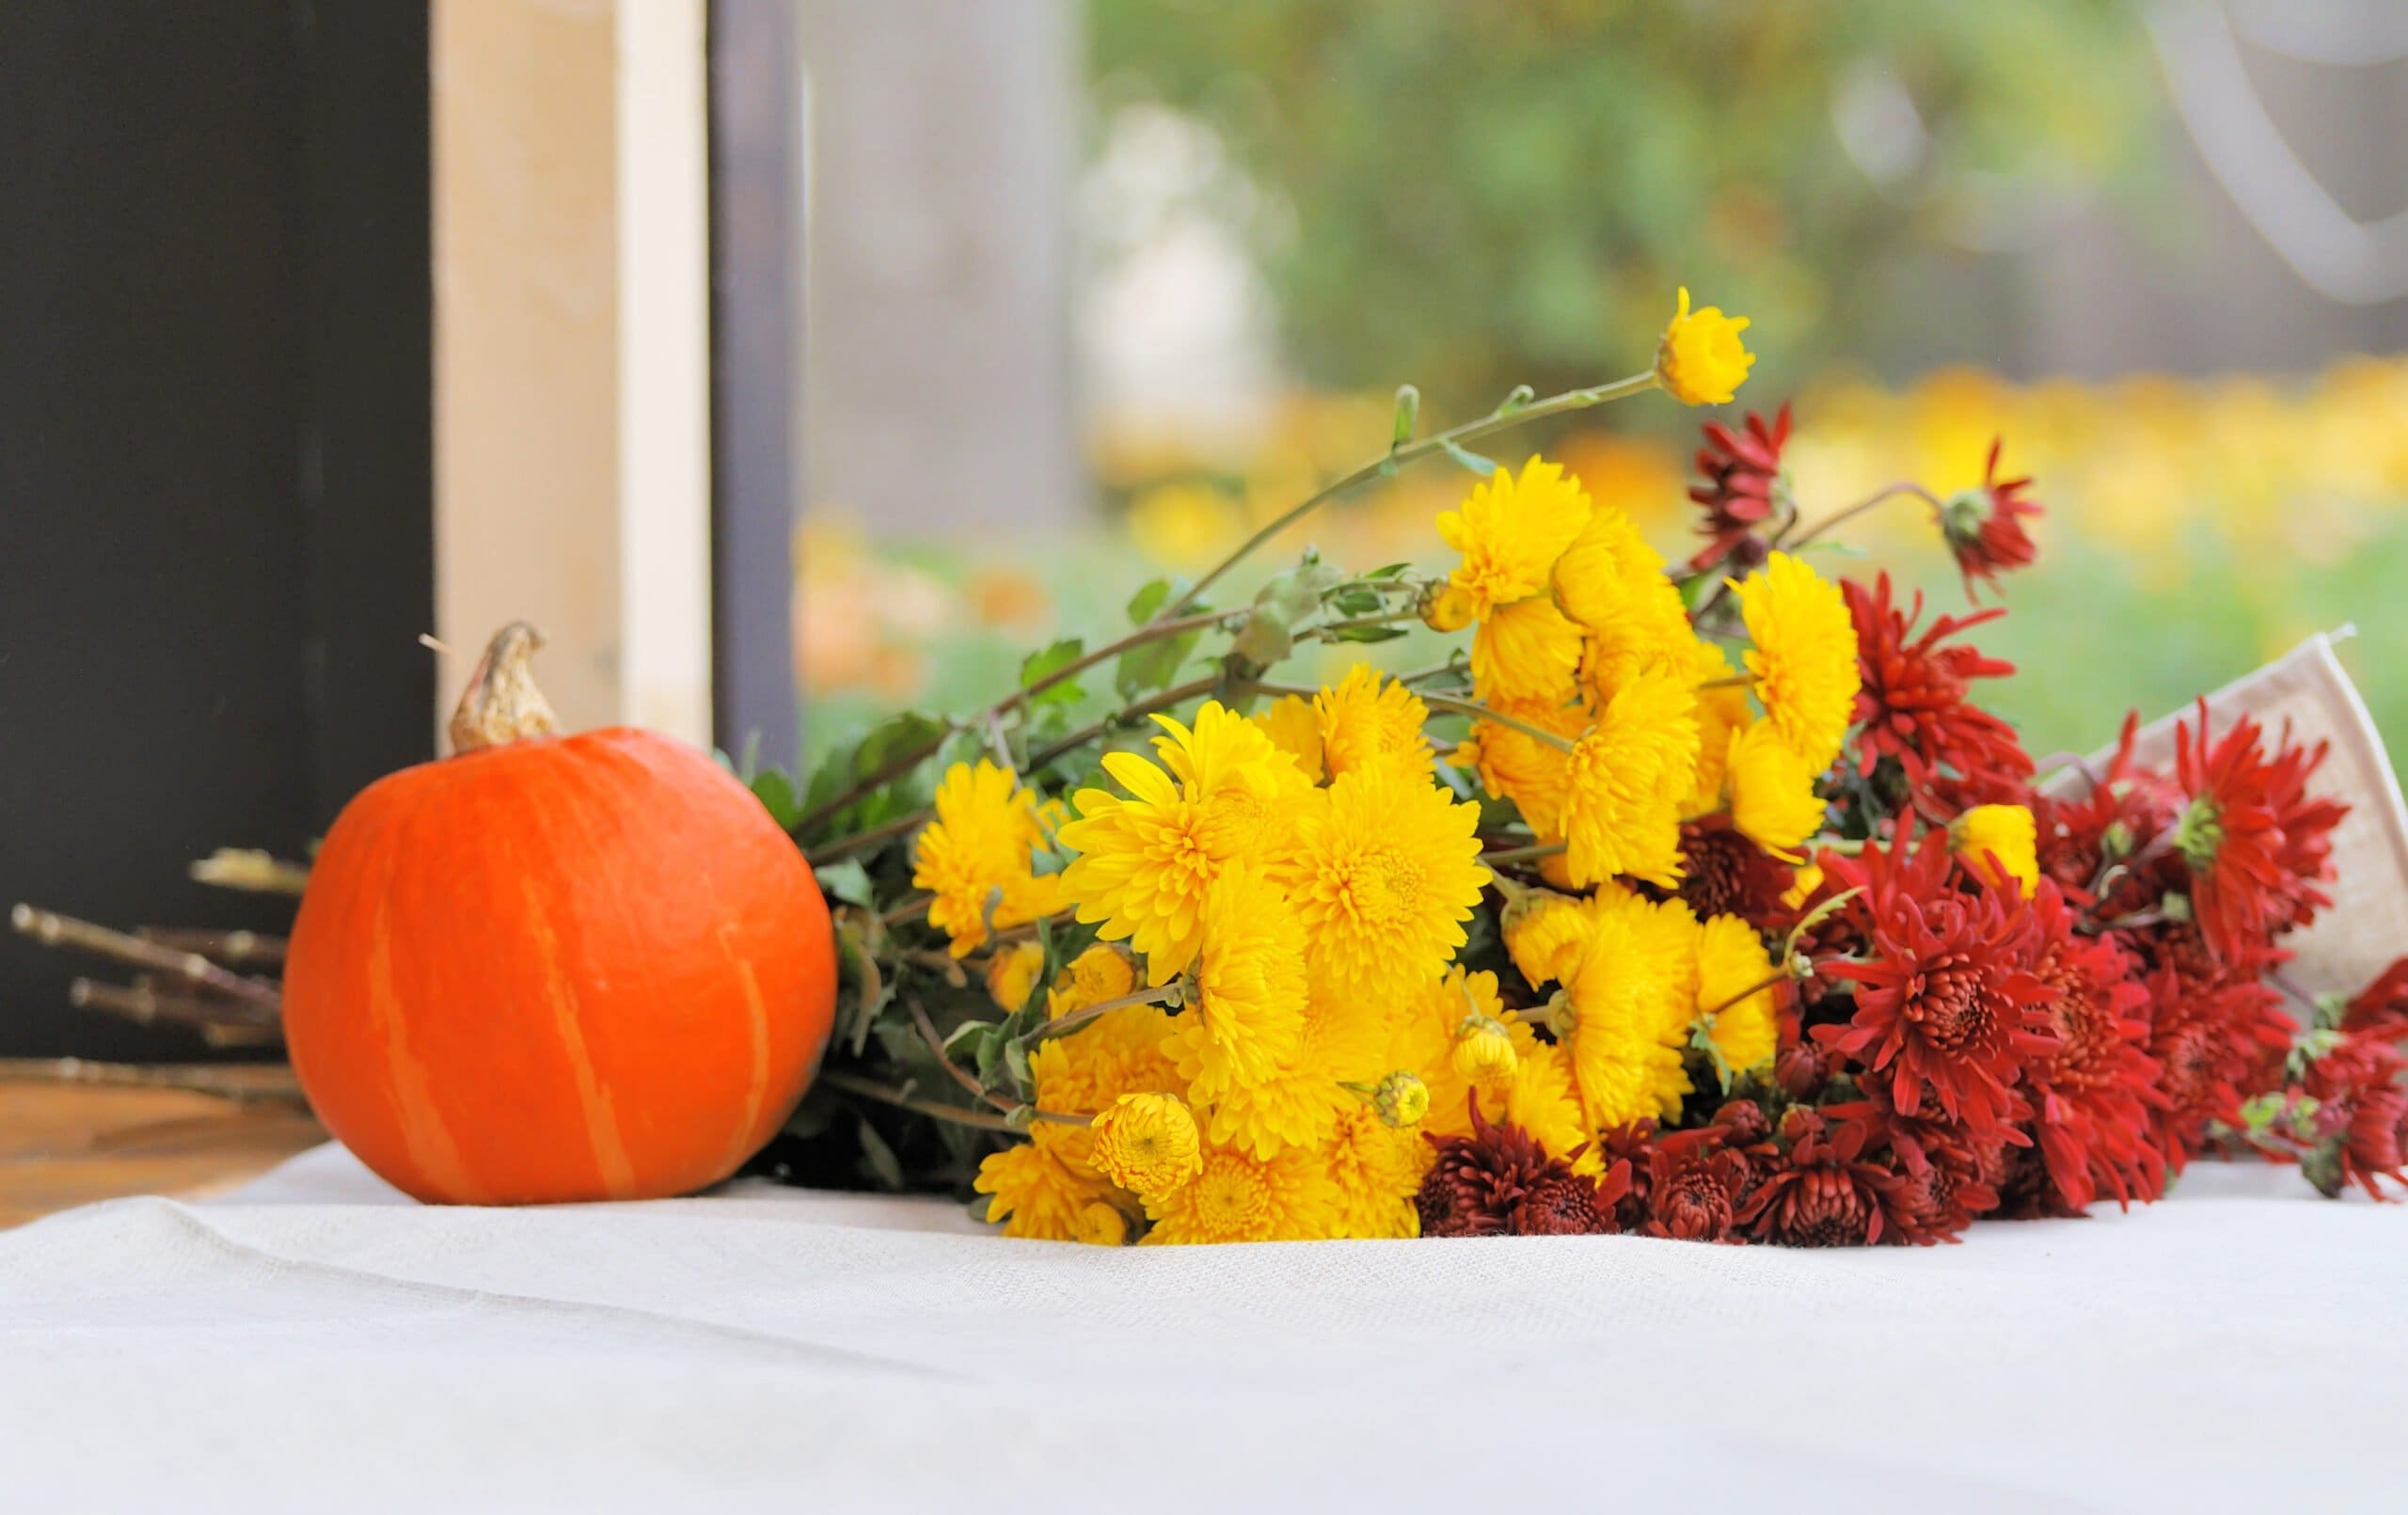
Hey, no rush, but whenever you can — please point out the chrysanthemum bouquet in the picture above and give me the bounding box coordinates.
[776,292,2407,1245]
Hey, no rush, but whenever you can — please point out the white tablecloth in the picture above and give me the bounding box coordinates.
[4,1144,2403,1513]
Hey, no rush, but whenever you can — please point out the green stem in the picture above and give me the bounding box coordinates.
[1018,981,1185,1046]
[1482,840,1567,866]
[1244,680,1576,753]
[791,605,1244,835]
[1780,481,1941,552]
[1155,371,1662,623]
[818,1070,1020,1133]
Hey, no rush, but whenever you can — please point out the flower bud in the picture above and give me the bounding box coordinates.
[1542,990,1578,1041]
[1071,1201,1131,1247]
[985,939,1047,1013]
[1419,580,1477,634]
[1370,1069,1431,1128]
[1450,1014,1518,1082]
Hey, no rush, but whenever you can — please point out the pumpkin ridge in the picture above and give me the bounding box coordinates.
[366,830,483,1204]
[517,869,640,1202]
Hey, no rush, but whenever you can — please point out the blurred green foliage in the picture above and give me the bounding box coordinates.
[1086,0,2156,414]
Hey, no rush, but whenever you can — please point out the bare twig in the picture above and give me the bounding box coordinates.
[136,927,288,968]
[188,849,311,895]
[13,905,284,1013]
[0,1057,307,1104]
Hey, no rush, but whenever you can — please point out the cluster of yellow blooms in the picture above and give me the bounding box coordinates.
[887,291,1907,1243]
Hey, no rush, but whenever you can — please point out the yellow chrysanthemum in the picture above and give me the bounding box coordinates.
[985,939,1047,1013]
[1560,890,1706,1129]
[1587,883,1705,1040]
[1322,1105,1429,1239]
[1724,719,1826,860]
[1071,1201,1131,1246]
[1057,702,1308,984]
[1560,669,1700,888]
[1684,638,1753,813]
[1505,1040,1600,1176]
[1696,912,1781,1079]
[1175,867,1310,1101]
[912,761,1064,956]
[1952,803,2039,897]
[1553,502,1696,708]
[1733,552,1860,776]
[1184,977,1386,1159]
[1454,698,1585,835]
[1386,969,1512,1135]
[1501,887,1592,989]
[1433,455,1594,624]
[1254,694,1326,784]
[1279,760,1491,1005]
[1025,991,1182,1176]
[1655,286,1754,406]
[1139,1130,1346,1243]
[1315,663,1434,781]
[974,1136,1115,1240]
[1088,1092,1204,1195]
[1472,594,1587,707]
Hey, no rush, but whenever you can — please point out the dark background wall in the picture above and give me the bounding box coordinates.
[0,1,433,1058]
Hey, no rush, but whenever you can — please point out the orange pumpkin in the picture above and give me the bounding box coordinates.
[282,623,837,1204]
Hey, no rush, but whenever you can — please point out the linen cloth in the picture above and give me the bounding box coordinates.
[4,1143,2406,1513]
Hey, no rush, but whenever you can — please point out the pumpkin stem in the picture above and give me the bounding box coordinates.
[448,622,562,754]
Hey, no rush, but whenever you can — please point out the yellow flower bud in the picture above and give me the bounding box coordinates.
[1950,804,2038,898]
[1782,862,1824,910]
[1450,1014,1519,1083]
[1371,1069,1431,1128]
[1071,1201,1131,1247]
[1655,286,1754,406]
[1087,1092,1202,1196]
[1049,942,1138,1018]
[1420,580,1478,634]
[984,939,1048,1013]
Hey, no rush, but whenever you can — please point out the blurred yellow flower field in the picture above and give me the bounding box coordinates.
[799,355,2408,766]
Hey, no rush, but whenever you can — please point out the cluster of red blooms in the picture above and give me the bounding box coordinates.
[1416,406,2407,1244]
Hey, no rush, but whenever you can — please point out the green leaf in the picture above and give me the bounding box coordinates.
[1362,562,1411,579]
[1497,383,1535,415]
[1116,630,1204,700]
[749,767,802,829]
[1391,383,1420,446]
[1127,577,1177,625]
[1442,438,1498,477]
[813,858,875,909]
[1329,588,1384,616]
[1020,637,1086,706]
[1328,623,1407,644]
[855,1116,907,1191]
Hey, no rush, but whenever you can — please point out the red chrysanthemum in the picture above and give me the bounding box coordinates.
[1687,403,1792,572]
[1642,1128,1756,1242]
[2298,1035,2408,1200]
[1594,1120,1658,1233]
[1667,815,1798,928]
[2021,883,2166,1211]
[1738,1109,1895,1246]
[2171,700,2341,965]
[1936,438,2041,601]
[2341,955,2408,1046]
[1417,1099,1618,1238]
[2143,964,2289,1166]
[1815,829,2059,1143]
[1844,573,2034,815]
[1830,1087,2010,1243]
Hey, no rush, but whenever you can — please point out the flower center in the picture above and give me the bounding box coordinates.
[1909,952,1996,1053]
[2173,797,2225,871]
